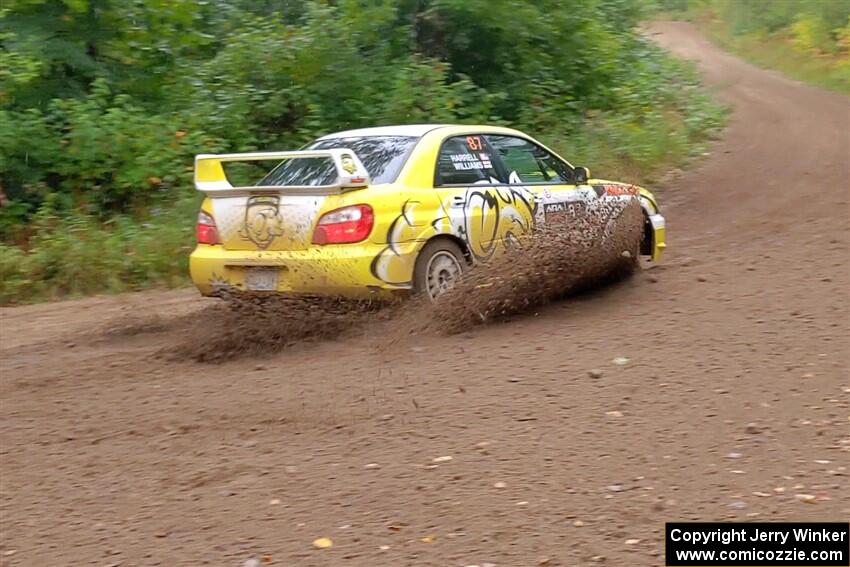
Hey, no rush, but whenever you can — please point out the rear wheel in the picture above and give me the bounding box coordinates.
[413,239,465,302]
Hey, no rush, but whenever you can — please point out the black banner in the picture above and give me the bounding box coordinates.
[666,522,849,566]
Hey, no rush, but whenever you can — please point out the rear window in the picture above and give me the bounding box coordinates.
[258,135,418,187]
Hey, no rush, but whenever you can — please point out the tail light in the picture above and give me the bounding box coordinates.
[312,204,374,245]
[196,210,221,245]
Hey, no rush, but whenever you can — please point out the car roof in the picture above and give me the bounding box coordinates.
[316,124,531,140]
[316,124,449,140]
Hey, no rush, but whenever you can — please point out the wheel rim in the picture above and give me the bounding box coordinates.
[425,251,462,300]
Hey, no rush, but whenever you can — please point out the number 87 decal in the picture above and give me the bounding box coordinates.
[466,136,483,151]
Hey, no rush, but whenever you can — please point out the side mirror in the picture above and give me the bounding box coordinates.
[574,166,590,185]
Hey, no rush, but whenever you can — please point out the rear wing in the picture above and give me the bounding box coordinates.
[194,149,370,196]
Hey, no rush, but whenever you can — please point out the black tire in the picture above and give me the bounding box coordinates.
[413,239,466,301]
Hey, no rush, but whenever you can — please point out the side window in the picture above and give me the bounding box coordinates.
[486,135,572,184]
[435,135,502,186]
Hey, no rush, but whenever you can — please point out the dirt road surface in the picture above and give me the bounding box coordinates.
[1,22,848,567]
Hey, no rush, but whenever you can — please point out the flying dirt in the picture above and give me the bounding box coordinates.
[148,200,644,362]
[159,295,379,363]
[0,22,847,567]
[421,201,643,335]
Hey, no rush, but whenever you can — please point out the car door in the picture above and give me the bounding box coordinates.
[484,134,595,229]
[433,134,530,261]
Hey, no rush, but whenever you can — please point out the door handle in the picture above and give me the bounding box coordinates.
[450,195,465,208]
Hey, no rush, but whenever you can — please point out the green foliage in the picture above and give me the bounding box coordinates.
[0,0,727,304]
[0,78,216,226]
[0,0,223,107]
[790,13,837,54]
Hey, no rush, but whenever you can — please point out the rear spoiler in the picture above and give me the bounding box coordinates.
[194,149,370,196]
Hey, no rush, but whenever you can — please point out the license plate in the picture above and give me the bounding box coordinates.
[245,268,279,291]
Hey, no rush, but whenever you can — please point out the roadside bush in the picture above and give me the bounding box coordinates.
[0,196,197,303]
[790,14,837,54]
[0,80,217,225]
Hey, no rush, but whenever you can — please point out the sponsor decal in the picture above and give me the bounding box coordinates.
[450,153,488,171]
[466,135,483,150]
[240,195,285,250]
[340,154,357,175]
[543,200,586,223]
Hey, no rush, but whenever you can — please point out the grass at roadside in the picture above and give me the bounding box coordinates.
[0,197,198,304]
[656,1,850,96]
[699,20,850,94]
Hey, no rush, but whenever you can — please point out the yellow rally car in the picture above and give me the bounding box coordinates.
[190,124,666,301]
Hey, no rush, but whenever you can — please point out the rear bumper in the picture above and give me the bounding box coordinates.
[189,242,415,300]
[648,213,666,261]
